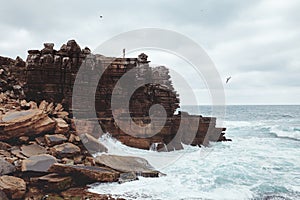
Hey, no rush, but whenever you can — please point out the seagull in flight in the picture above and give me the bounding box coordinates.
[226,76,231,84]
[100,15,103,19]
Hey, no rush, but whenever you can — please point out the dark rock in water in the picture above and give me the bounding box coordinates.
[118,172,138,184]
[0,175,26,199]
[21,154,57,172]
[51,142,81,158]
[79,133,108,154]
[0,158,16,175]
[30,173,73,192]
[48,163,119,184]
[20,144,47,157]
[95,154,160,177]
[44,134,67,147]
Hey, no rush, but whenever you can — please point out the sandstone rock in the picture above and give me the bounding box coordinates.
[22,154,57,172]
[48,163,119,183]
[54,118,69,134]
[44,134,67,147]
[0,175,26,199]
[20,144,47,157]
[68,133,81,143]
[0,158,16,175]
[61,187,122,200]
[10,147,27,159]
[95,154,160,177]
[79,133,108,154]
[0,109,55,140]
[51,143,81,158]
[30,173,73,192]
[19,136,30,143]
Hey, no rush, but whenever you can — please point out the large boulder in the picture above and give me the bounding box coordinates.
[0,175,26,199]
[48,163,119,184]
[95,154,160,177]
[30,173,73,192]
[0,158,16,175]
[22,154,57,172]
[0,109,55,140]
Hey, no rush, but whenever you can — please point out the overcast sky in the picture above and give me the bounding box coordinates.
[1,0,300,105]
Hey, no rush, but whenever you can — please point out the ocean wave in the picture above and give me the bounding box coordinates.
[270,126,300,141]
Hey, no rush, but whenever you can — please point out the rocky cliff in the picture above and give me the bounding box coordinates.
[23,40,229,151]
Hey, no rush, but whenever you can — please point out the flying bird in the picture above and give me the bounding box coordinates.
[226,76,231,84]
[100,15,103,19]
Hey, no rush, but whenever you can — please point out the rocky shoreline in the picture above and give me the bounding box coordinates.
[0,40,230,199]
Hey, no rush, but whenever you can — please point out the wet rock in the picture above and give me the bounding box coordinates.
[20,144,47,157]
[44,134,67,147]
[79,133,108,154]
[95,154,160,177]
[118,172,138,184]
[30,173,73,192]
[0,109,55,140]
[54,118,69,134]
[0,158,16,175]
[0,175,26,199]
[48,163,119,183]
[22,154,57,172]
[51,142,81,158]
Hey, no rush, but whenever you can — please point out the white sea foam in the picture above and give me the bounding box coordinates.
[270,125,300,140]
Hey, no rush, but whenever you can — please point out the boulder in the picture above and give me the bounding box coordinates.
[44,134,67,147]
[53,118,69,134]
[0,190,9,200]
[48,163,119,183]
[30,173,73,192]
[51,143,81,158]
[95,154,160,177]
[79,133,108,154]
[22,154,57,172]
[118,172,138,184]
[0,109,55,140]
[0,175,26,199]
[20,144,47,157]
[61,187,121,200]
[0,158,16,175]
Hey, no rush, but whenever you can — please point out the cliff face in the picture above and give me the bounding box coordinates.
[21,40,229,151]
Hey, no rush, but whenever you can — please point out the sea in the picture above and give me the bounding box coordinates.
[90,105,300,200]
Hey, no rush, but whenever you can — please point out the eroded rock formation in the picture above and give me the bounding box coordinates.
[23,40,229,150]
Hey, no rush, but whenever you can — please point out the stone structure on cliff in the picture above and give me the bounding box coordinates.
[24,40,228,151]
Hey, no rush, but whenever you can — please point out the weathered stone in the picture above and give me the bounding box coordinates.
[44,134,67,147]
[61,187,121,200]
[79,133,107,154]
[68,133,81,143]
[0,158,16,175]
[22,154,57,172]
[48,163,119,183]
[10,147,27,159]
[0,175,26,199]
[20,144,47,157]
[51,142,81,158]
[118,172,138,184]
[19,136,30,143]
[30,173,73,192]
[95,154,160,177]
[53,118,69,134]
[0,109,55,140]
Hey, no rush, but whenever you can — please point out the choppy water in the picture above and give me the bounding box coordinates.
[90,105,300,200]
